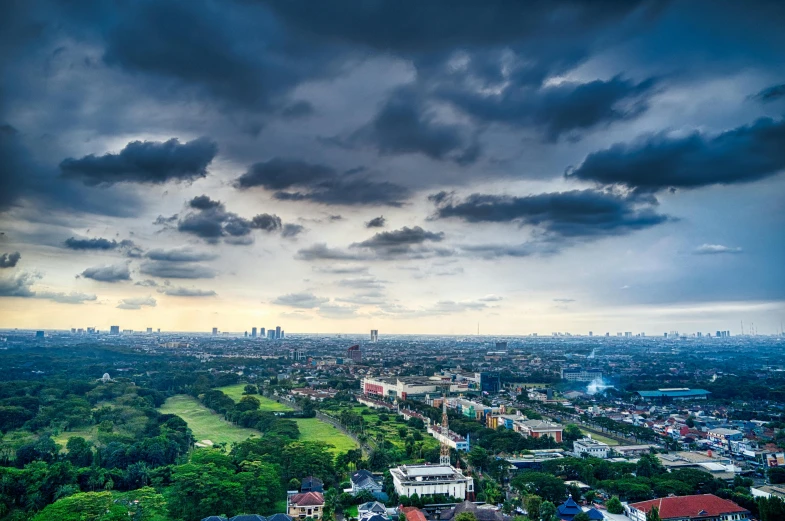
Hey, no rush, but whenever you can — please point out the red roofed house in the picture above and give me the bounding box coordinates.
[288,492,325,520]
[401,506,428,521]
[628,494,749,521]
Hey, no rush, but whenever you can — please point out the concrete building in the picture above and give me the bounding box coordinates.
[513,419,563,442]
[251,327,257,338]
[637,388,711,402]
[287,492,324,520]
[347,344,362,363]
[370,329,378,342]
[212,327,218,335]
[427,424,470,451]
[260,327,265,338]
[110,325,120,335]
[561,368,602,382]
[390,464,474,500]
[276,326,281,339]
[573,436,609,459]
[479,371,501,394]
[361,376,467,401]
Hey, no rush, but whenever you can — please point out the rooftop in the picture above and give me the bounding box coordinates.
[630,494,748,519]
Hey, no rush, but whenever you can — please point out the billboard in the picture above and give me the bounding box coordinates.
[766,453,785,467]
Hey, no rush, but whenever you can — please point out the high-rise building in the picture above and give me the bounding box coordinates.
[275,326,281,339]
[260,327,265,338]
[146,327,153,333]
[35,330,45,338]
[251,327,257,338]
[588,331,593,337]
[267,329,275,340]
[244,331,248,338]
[479,371,501,393]
[110,325,120,335]
[280,330,285,339]
[347,344,361,362]
[370,329,378,342]
[212,327,218,336]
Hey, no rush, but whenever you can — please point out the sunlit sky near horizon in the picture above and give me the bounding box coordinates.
[1,1,784,335]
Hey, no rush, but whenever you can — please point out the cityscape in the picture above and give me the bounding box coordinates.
[2,1,785,521]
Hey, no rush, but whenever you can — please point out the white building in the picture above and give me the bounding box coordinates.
[390,464,474,500]
[427,424,470,451]
[573,436,609,459]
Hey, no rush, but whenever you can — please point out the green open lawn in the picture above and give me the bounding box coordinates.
[53,426,97,447]
[159,395,260,446]
[216,384,294,412]
[579,428,619,446]
[295,418,358,454]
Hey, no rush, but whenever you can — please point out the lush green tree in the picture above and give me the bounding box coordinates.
[759,496,785,521]
[65,436,94,467]
[769,467,785,484]
[636,454,665,477]
[646,506,661,521]
[606,496,624,515]
[572,513,590,521]
[562,424,583,442]
[511,472,566,503]
[237,395,261,412]
[31,492,127,521]
[539,501,559,521]
[468,447,491,472]
[524,495,541,520]
[243,384,258,395]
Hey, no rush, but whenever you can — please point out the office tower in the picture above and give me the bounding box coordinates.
[260,327,265,338]
[605,332,610,337]
[212,327,218,336]
[697,332,702,338]
[146,327,153,334]
[244,331,248,338]
[370,329,378,342]
[157,328,160,333]
[267,329,275,340]
[35,330,45,338]
[495,341,507,349]
[480,371,501,393]
[110,325,120,335]
[280,330,285,339]
[716,330,721,338]
[347,344,361,362]
[71,328,76,334]
[275,326,281,339]
[588,331,593,337]
[624,332,632,337]
[251,327,257,338]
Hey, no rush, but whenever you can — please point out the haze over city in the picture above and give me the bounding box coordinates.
[1,1,784,335]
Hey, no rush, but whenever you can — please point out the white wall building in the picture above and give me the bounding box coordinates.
[573,436,609,459]
[390,464,474,500]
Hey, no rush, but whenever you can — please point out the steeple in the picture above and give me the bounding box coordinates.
[440,386,451,466]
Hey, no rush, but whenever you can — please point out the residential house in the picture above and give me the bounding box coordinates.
[628,494,749,521]
[350,469,384,496]
[287,492,325,520]
[301,476,324,493]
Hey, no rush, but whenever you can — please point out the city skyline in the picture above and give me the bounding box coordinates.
[1,1,784,334]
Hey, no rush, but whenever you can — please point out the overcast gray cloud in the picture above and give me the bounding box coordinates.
[2,0,785,332]
[117,296,157,310]
[80,264,132,283]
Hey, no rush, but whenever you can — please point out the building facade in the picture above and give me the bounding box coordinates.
[573,437,609,459]
[628,494,749,521]
[390,464,474,500]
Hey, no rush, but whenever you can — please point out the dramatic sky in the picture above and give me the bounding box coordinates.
[1,0,784,335]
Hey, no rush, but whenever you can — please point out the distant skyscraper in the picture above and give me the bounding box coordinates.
[275,326,281,339]
[212,327,218,336]
[251,327,257,338]
[146,327,153,334]
[35,330,45,338]
[280,330,285,339]
[370,329,378,342]
[347,344,361,362]
[110,325,120,335]
[588,331,593,337]
[267,329,275,340]
[716,330,721,338]
[244,331,248,338]
[260,327,265,338]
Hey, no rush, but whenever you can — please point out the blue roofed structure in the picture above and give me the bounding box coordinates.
[637,388,711,401]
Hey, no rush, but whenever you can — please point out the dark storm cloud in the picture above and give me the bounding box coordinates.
[60,137,218,186]
[175,195,290,243]
[158,286,217,297]
[80,264,132,283]
[365,216,386,228]
[0,271,37,297]
[282,223,305,238]
[273,292,329,309]
[349,87,480,164]
[266,0,652,54]
[297,226,450,262]
[437,75,658,142]
[236,158,410,207]
[751,83,785,103]
[145,248,218,262]
[0,125,143,217]
[566,117,785,191]
[0,252,21,268]
[65,237,126,250]
[135,279,159,287]
[100,0,340,112]
[139,260,217,279]
[312,265,368,275]
[430,190,670,239]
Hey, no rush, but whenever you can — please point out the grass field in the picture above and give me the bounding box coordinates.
[159,395,260,446]
[53,426,97,447]
[216,384,293,412]
[295,418,358,454]
[579,428,619,446]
